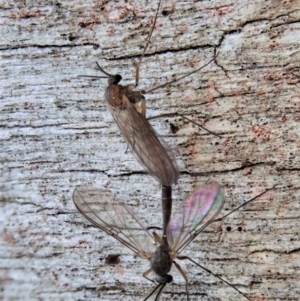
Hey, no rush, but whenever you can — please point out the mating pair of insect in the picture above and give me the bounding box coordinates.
[73,1,270,300]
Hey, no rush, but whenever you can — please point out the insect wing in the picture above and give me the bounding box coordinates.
[167,184,224,253]
[73,187,153,258]
[106,89,179,186]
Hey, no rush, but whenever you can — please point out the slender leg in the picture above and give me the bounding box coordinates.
[135,0,162,87]
[143,283,164,301]
[177,255,251,301]
[152,231,162,244]
[148,112,221,138]
[142,267,154,283]
[144,54,219,94]
[173,260,190,301]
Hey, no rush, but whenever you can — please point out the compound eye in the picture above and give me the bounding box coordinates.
[108,74,122,85]
[155,274,173,284]
[166,274,173,283]
[115,74,122,83]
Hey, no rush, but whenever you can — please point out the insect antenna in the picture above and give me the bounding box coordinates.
[77,61,110,78]
[77,74,107,79]
[95,62,112,77]
[176,256,251,301]
[135,0,163,87]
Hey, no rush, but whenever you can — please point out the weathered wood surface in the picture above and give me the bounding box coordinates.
[1,0,300,300]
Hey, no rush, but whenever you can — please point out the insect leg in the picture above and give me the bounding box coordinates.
[143,283,165,301]
[177,256,251,301]
[212,187,274,223]
[148,112,222,138]
[152,231,162,244]
[135,0,163,87]
[144,54,219,94]
[173,260,190,301]
[143,267,155,283]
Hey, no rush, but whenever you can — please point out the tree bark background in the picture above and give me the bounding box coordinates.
[1,0,300,300]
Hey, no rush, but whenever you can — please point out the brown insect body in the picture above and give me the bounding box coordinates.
[78,0,221,186]
[104,73,179,187]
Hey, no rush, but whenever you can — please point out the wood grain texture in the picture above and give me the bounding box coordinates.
[1,0,300,300]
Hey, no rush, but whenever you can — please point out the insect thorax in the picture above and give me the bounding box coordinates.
[105,84,145,110]
[121,84,145,105]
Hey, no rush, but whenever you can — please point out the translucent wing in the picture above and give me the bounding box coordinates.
[73,187,154,259]
[105,85,179,186]
[167,184,224,254]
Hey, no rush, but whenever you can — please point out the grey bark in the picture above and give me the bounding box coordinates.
[1,0,300,301]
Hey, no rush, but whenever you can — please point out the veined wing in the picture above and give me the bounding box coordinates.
[166,184,224,254]
[73,187,154,259]
[106,85,179,186]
